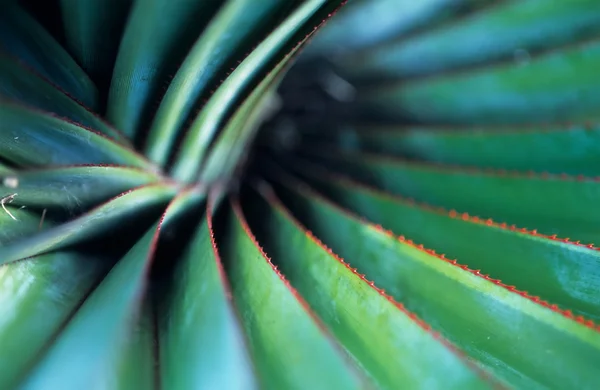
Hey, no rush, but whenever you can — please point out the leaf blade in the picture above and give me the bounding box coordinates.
[361,39,600,124]
[0,2,99,108]
[5,165,161,212]
[0,183,176,265]
[304,123,600,175]
[0,250,112,389]
[0,55,127,143]
[264,168,600,389]
[106,0,221,139]
[20,190,202,390]
[220,197,367,389]
[246,183,491,389]
[340,0,600,81]
[158,200,257,390]
[0,102,155,170]
[296,147,600,243]
[282,159,600,320]
[170,0,336,182]
[144,0,293,167]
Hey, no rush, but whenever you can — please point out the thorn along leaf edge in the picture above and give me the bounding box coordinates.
[2,0,600,388]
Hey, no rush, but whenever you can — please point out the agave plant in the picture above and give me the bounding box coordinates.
[1,0,600,388]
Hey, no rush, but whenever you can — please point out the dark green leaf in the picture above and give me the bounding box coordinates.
[361,39,600,124]
[263,170,600,389]
[20,189,202,389]
[0,55,127,143]
[106,0,221,139]
[246,183,491,389]
[220,197,365,389]
[170,0,335,182]
[59,0,132,87]
[0,250,112,389]
[0,102,156,170]
[0,2,98,108]
[280,159,600,320]
[144,0,292,167]
[199,37,301,184]
[0,204,53,246]
[0,183,176,265]
[339,0,600,80]
[0,162,13,175]
[5,165,161,211]
[296,148,600,243]
[159,201,256,390]
[303,122,600,175]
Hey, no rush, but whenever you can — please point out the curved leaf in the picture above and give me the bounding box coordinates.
[264,170,600,389]
[304,123,600,175]
[280,159,600,320]
[340,0,600,81]
[144,0,292,166]
[59,0,132,87]
[158,201,257,390]
[0,250,112,389]
[0,102,156,170]
[106,0,221,139]
[6,165,161,211]
[0,205,54,246]
[0,2,98,108]
[20,190,202,390]
[305,0,492,56]
[220,197,365,389]
[362,39,600,124]
[171,0,338,182]
[245,183,491,389]
[296,147,600,243]
[0,55,127,143]
[0,184,177,265]
[199,38,299,184]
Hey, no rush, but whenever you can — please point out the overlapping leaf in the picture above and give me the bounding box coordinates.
[2,0,600,388]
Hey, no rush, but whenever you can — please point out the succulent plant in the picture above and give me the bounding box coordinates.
[1,0,600,388]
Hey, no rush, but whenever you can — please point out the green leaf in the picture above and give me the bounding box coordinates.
[0,102,155,170]
[95,302,157,390]
[245,184,491,389]
[339,0,600,81]
[0,204,53,246]
[305,0,492,56]
[219,197,366,389]
[20,189,202,390]
[0,183,177,265]
[158,200,257,390]
[200,87,280,185]
[0,250,112,389]
[21,226,157,390]
[5,165,161,211]
[170,0,335,182]
[280,159,600,320]
[199,36,302,184]
[0,162,13,176]
[296,147,600,243]
[144,0,293,167]
[106,0,221,139]
[0,55,128,144]
[263,169,600,389]
[0,2,99,108]
[59,0,132,87]
[303,122,600,175]
[361,39,600,124]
